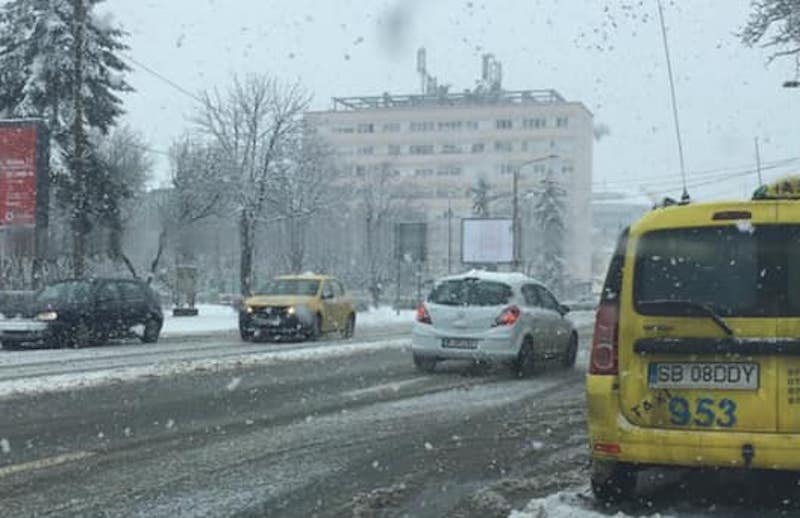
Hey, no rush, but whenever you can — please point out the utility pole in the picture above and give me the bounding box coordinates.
[512,166,519,271]
[754,137,763,186]
[71,0,87,277]
[446,198,453,274]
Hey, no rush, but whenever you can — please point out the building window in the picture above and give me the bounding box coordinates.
[438,121,464,131]
[410,121,435,132]
[522,118,547,129]
[387,145,401,156]
[533,164,546,174]
[357,123,374,133]
[332,126,355,133]
[414,168,434,177]
[437,166,462,176]
[556,117,569,128]
[355,165,366,177]
[499,164,517,175]
[496,119,512,130]
[357,146,374,155]
[441,144,462,154]
[382,122,401,132]
[409,144,434,155]
[494,141,513,152]
[471,142,485,153]
[466,121,479,130]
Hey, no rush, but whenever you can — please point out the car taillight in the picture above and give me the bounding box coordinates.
[494,305,521,327]
[590,302,619,375]
[416,303,432,324]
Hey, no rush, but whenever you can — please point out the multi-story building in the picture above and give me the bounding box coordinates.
[305,87,594,296]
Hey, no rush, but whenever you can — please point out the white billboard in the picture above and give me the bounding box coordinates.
[461,218,514,264]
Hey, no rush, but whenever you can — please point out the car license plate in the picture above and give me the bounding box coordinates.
[442,338,478,349]
[648,362,759,390]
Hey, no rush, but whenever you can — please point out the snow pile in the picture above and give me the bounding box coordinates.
[357,306,414,327]
[160,304,412,338]
[510,489,671,518]
[566,310,595,330]
[161,304,238,337]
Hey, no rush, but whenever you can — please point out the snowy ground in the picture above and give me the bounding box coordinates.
[160,303,414,337]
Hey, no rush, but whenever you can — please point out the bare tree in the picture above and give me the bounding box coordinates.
[741,0,800,62]
[147,137,227,283]
[95,125,153,277]
[266,134,343,272]
[195,74,310,296]
[358,163,398,307]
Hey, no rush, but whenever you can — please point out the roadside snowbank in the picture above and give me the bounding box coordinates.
[0,338,411,398]
[161,304,413,338]
[510,488,671,517]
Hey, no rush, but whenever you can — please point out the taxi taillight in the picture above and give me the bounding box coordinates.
[589,302,619,375]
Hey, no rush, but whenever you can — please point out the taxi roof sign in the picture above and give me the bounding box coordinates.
[753,175,800,200]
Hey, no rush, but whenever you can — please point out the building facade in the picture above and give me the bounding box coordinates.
[305,89,594,296]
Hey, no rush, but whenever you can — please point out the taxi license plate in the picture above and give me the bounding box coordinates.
[648,362,759,390]
[442,338,478,349]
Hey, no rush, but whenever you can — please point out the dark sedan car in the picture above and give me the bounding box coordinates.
[0,278,163,349]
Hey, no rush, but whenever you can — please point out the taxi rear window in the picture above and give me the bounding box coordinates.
[634,225,800,317]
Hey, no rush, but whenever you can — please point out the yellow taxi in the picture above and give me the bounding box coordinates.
[587,177,800,501]
[239,274,356,342]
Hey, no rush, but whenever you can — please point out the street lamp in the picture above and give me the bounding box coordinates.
[512,153,558,271]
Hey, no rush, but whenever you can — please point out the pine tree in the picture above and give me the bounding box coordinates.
[532,175,566,296]
[0,0,133,275]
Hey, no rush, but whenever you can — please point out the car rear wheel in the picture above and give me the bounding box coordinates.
[562,333,578,368]
[413,353,437,373]
[341,314,355,339]
[514,335,536,378]
[590,460,637,503]
[70,321,93,349]
[141,317,161,344]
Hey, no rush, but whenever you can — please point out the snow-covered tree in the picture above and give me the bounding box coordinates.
[194,74,310,296]
[531,175,567,296]
[358,163,398,308]
[741,0,800,62]
[468,177,492,217]
[0,0,133,276]
[265,133,343,273]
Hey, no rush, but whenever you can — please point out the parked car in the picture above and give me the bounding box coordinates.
[0,278,163,349]
[239,274,356,341]
[411,270,578,376]
[587,179,800,502]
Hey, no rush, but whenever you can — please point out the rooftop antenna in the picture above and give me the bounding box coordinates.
[416,47,427,95]
[656,0,689,203]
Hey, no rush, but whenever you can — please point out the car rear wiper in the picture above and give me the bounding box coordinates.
[637,299,734,337]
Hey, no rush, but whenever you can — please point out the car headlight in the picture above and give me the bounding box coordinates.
[244,305,254,314]
[36,311,58,321]
[287,306,296,316]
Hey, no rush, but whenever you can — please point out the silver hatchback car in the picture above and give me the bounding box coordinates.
[411,271,578,376]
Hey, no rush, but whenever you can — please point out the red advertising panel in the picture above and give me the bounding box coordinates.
[0,125,38,227]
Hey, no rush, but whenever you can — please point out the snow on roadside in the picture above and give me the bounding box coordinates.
[160,304,413,338]
[0,338,410,399]
[509,488,671,518]
[566,310,595,331]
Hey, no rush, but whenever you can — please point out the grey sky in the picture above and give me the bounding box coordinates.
[101,0,799,202]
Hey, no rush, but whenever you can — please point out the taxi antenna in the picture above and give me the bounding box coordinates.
[656,0,689,203]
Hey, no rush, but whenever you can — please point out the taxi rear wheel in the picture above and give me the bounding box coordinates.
[590,460,637,503]
[340,314,355,339]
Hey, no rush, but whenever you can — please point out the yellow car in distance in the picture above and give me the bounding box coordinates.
[587,178,800,502]
[239,274,356,342]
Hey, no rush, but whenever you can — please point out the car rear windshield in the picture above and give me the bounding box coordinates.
[36,281,92,305]
[428,279,512,306]
[634,225,800,317]
[259,279,320,296]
